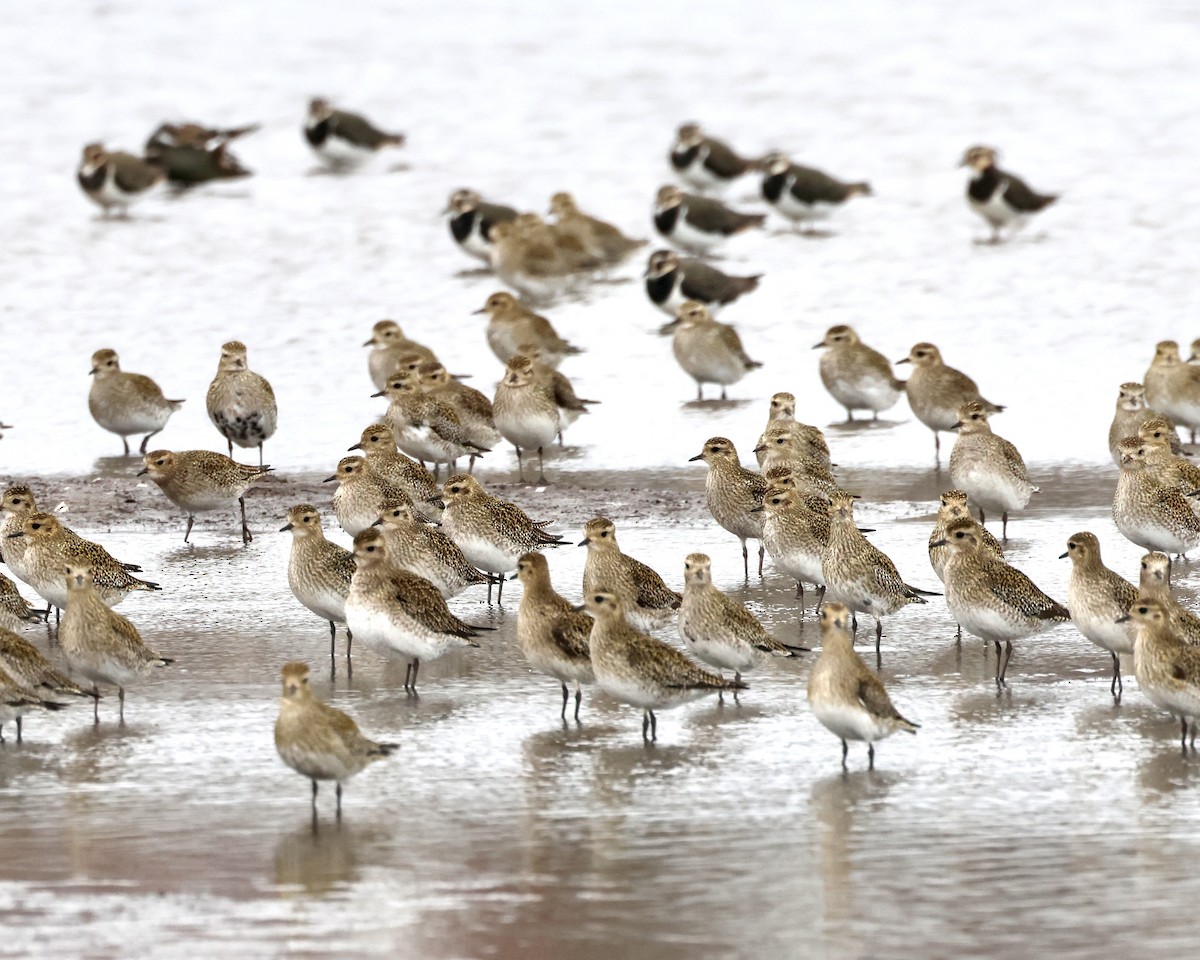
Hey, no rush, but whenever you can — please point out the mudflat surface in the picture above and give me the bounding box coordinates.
[4,0,1200,957]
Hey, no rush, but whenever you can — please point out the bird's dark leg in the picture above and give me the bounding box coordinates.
[140,431,160,454]
[1001,511,1009,543]
[184,514,195,543]
[336,783,343,819]
[757,543,765,577]
[312,779,319,811]
[796,580,804,601]
[852,613,858,638]
[536,447,547,485]
[93,685,100,724]
[1182,717,1189,756]
[573,685,582,723]
[720,387,728,401]
[841,739,848,770]
[239,496,252,544]
[404,661,413,691]
[741,540,749,579]
[868,743,876,770]
[497,575,505,604]
[956,622,962,642]
[993,640,1003,687]
[118,686,126,724]
[1112,652,1122,698]
[328,621,337,663]
[486,576,494,605]
[468,454,477,475]
[816,584,826,610]
[226,438,233,457]
[642,710,651,741]
[934,432,940,462]
[411,658,421,690]
[1000,641,1013,686]
[844,408,854,423]
[560,682,569,720]
[875,618,883,654]
[978,507,986,526]
[648,709,657,741]
[15,716,21,743]
[122,436,130,456]
[696,384,703,401]
[514,445,526,483]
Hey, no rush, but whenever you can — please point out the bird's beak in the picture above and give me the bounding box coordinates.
[372,518,383,527]
[347,443,362,451]
[658,319,681,335]
[362,338,377,347]
[136,468,149,476]
[749,505,764,513]
[88,367,98,375]
[951,421,964,430]
[280,523,294,532]
[929,538,948,548]
[471,307,487,315]
[752,444,767,454]
[370,390,385,398]
[6,532,23,539]
[895,357,911,365]
[571,604,585,613]
[427,496,444,504]
[687,454,704,462]
[508,572,519,580]
[323,475,337,483]
[576,538,588,547]
[1115,614,1131,623]
[811,341,826,349]
[1058,551,1069,559]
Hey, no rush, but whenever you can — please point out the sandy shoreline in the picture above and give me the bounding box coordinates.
[3,467,716,541]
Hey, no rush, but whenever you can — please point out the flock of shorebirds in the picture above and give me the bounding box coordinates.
[3,108,1198,822]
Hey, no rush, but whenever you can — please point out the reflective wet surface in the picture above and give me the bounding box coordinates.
[4,0,1200,956]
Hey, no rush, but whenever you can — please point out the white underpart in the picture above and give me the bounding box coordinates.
[662,204,727,254]
[810,701,891,743]
[772,179,837,223]
[828,373,901,414]
[450,532,518,575]
[951,459,1033,514]
[312,132,373,169]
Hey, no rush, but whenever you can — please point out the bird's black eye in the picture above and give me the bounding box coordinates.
[32,524,41,530]
[367,546,376,553]
[1068,543,1075,550]
[601,530,609,537]
[303,516,312,523]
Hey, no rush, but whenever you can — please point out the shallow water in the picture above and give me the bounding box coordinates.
[3,0,1200,957]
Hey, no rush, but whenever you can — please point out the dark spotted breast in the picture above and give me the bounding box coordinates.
[449,210,476,244]
[78,165,106,193]
[670,144,700,172]
[654,205,680,235]
[645,270,678,306]
[305,120,330,148]
[761,171,787,203]
[967,166,1001,203]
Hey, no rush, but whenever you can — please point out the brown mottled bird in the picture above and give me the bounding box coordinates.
[274,662,397,818]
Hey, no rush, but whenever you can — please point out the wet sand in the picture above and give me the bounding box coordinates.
[5,0,1200,955]
[3,462,1200,959]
